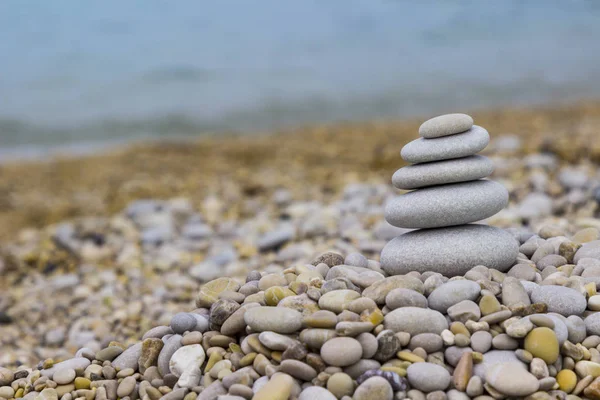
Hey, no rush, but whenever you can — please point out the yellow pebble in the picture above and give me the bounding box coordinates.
[524,327,559,364]
[74,377,91,390]
[450,322,470,338]
[587,283,598,298]
[271,351,282,363]
[360,309,384,326]
[239,352,257,367]
[396,351,425,363]
[204,351,223,373]
[556,369,577,393]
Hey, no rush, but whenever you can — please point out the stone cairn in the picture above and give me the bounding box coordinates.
[380,113,519,277]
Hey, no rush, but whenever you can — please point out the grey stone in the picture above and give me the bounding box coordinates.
[517,193,553,220]
[566,315,587,344]
[485,363,539,397]
[385,288,428,310]
[407,362,451,392]
[401,125,489,163]
[41,358,91,378]
[353,377,393,400]
[427,280,481,313]
[419,113,474,139]
[507,264,536,281]
[111,343,142,370]
[470,331,492,353]
[409,333,443,353]
[585,312,600,336]
[393,155,494,190]
[244,306,303,333]
[170,313,197,334]
[344,252,368,268]
[384,307,448,335]
[257,226,295,251]
[381,225,518,277]
[298,386,337,400]
[530,285,586,316]
[447,300,481,323]
[385,180,508,229]
[444,347,473,367]
[158,334,183,376]
[472,350,526,378]
[574,240,600,264]
[501,277,531,307]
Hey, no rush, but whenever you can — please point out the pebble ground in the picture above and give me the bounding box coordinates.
[1,102,600,399]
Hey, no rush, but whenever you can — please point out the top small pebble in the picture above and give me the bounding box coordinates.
[419,113,474,138]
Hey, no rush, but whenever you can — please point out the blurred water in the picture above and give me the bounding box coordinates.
[1,0,600,156]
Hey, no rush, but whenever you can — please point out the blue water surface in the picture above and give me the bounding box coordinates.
[1,0,600,155]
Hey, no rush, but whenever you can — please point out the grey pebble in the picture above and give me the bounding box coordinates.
[41,358,91,378]
[419,113,474,138]
[385,288,428,310]
[427,280,481,313]
[501,277,531,307]
[530,285,586,316]
[111,343,142,371]
[407,362,451,392]
[470,331,492,353]
[158,334,182,377]
[170,313,197,334]
[142,326,174,340]
[392,155,494,190]
[385,180,508,229]
[381,225,518,277]
[472,350,526,378]
[384,307,448,335]
[409,333,443,353]
[401,125,490,163]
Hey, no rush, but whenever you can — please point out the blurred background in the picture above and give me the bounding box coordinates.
[2,1,600,159]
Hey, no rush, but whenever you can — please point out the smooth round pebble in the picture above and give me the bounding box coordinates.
[244,307,303,334]
[407,362,451,392]
[419,113,474,138]
[401,125,490,163]
[320,337,363,367]
[530,285,586,316]
[353,376,393,400]
[427,280,481,313]
[485,363,539,396]
[392,155,494,190]
[384,307,448,335]
[381,225,518,277]
[385,180,508,229]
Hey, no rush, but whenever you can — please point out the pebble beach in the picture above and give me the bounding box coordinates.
[2,101,600,399]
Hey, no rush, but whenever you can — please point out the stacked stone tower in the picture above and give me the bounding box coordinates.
[380,113,518,277]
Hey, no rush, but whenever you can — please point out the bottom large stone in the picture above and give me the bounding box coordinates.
[380,224,518,277]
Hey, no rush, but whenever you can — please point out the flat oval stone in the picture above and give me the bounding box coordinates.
[385,180,508,229]
[419,113,474,138]
[530,285,587,316]
[392,155,494,190]
[380,224,518,277]
[401,125,490,163]
[244,307,303,333]
[384,307,448,335]
[320,337,363,367]
[427,280,481,313]
[407,362,451,392]
[485,362,539,397]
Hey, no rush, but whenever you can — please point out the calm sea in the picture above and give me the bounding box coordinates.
[1,1,600,158]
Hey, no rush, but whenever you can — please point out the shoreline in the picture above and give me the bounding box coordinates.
[1,100,600,241]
